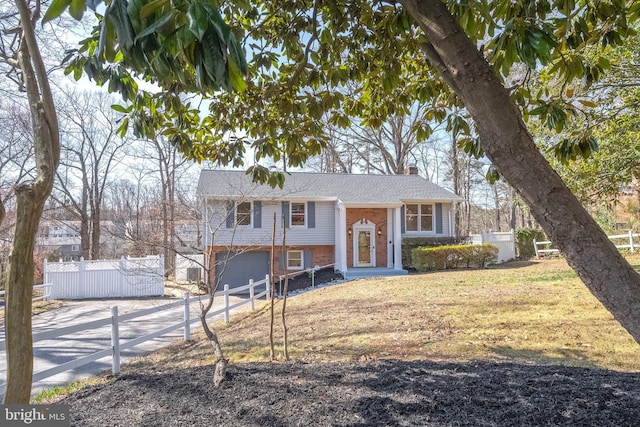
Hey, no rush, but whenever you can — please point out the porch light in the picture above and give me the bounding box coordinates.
[377,229,382,236]
[348,229,352,235]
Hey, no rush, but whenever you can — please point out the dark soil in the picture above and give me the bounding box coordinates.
[276,267,344,295]
[59,359,640,426]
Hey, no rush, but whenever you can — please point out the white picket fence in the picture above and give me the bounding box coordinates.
[534,230,640,258]
[44,255,165,299]
[469,229,516,263]
[0,276,270,400]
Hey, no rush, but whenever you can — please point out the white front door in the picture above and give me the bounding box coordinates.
[353,224,375,267]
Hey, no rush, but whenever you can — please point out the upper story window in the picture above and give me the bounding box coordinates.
[236,202,251,226]
[405,204,433,232]
[291,202,306,227]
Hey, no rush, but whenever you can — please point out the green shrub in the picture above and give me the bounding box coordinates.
[411,244,498,272]
[515,228,546,259]
[402,236,466,268]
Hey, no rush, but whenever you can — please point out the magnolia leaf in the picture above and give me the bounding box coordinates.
[111,104,130,113]
[139,0,169,20]
[228,58,247,92]
[187,1,209,41]
[42,0,73,23]
[134,12,174,43]
[68,0,85,20]
[578,99,597,108]
[108,0,135,51]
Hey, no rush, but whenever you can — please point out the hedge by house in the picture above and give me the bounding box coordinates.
[411,244,499,272]
[402,236,467,268]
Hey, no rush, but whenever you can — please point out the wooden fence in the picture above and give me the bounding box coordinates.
[0,275,270,400]
[533,230,640,258]
[44,256,164,299]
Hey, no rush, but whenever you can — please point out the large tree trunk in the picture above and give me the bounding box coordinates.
[4,187,45,403]
[401,0,640,343]
[4,0,60,403]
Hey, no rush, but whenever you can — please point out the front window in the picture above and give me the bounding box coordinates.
[287,250,303,270]
[405,204,433,232]
[291,202,306,226]
[236,202,251,226]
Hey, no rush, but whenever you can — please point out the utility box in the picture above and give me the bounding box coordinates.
[187,267,201,283]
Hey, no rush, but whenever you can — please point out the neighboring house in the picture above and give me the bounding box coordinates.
[36,221,82,261]
[197,168,462,287]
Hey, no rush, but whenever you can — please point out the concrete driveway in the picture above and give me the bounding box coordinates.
[0,293,248,399]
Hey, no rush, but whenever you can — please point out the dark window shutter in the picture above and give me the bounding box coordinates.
[400,205,405,233]
[282,201,290,228]
[226,201,235,228]
[279,250,286,270]
[435,203,443,234]
[253,201,262,228]
[307,202,315,228]
[304,250,312,269]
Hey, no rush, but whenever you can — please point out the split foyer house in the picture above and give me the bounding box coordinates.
[197,169,462,287]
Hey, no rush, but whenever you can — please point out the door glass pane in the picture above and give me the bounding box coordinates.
[358,231,371,264]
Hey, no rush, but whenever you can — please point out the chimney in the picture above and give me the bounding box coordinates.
[404,166,419,175]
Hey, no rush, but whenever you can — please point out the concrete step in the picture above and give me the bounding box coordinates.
[343,268,408,280]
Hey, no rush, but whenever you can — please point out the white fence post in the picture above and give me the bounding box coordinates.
[533,239,540,259]
[111,306,121,375]
[183,292,190,341]
[249,279,255,311]
[224,284,230,323]
[265,274,271,300]
[629,229,635,254]
[43,259,48,286]
[79,257,86,298]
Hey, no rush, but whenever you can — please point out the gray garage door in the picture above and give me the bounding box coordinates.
[215,251,270,293]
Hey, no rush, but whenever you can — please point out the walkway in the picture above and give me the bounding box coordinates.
[0,294,246,398]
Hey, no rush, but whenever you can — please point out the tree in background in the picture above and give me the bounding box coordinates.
[53,90,128,259]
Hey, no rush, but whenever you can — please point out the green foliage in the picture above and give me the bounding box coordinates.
[590,204,617,235]
[537,30,640,206]
[515,228,546,259]
[401,237,464,268]
[411,244,498,272]
[53,0,247,94]
[51,0,640,183]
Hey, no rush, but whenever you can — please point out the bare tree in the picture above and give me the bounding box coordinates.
[53,90,127,259]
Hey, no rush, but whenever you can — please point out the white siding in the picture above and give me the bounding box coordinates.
[204,200,335,246]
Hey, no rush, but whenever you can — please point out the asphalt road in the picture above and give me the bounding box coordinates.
[0,294,249,399]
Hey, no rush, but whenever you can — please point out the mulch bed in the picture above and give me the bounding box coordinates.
[58,359,640,426]
[277,267,344,295]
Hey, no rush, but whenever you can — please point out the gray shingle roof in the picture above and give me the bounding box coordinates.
[197,170,462,204]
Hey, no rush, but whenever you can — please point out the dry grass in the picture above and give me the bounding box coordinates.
[123,256,640,375]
